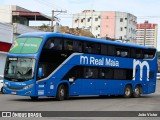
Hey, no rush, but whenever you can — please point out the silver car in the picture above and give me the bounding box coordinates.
[0,75,4,93]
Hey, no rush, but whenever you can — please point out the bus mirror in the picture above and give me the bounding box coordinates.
[38,68,43,77]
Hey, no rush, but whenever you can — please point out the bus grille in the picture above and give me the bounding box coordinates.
[6,85,23,90]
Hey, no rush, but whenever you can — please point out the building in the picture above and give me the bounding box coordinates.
[0,5,51,75]
[72,10,137,43]
[0,5,51,38]
[136,21,158,48]
[0,23,13,75]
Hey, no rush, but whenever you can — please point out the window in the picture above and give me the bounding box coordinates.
[114,69,127,80]
[116,47,129,57]
[143,49,155,59]
[119,36,122,40]
[44,38,62,50]
[95,18,98,21]
[95,27,98,30]
[64,39,73,51]
[120,18,123,22]
[101,44,107,55]
[63,66,83,80]
[135,49,143,59]
[99,68,133,80]
[84,67,98,78]
[73,41,83,52]
[120,27,123,31]
[102,68,114,79]
[63,66,133,80]
[108,45,115,56]
[84,42,100,54]
[88,18,91,22]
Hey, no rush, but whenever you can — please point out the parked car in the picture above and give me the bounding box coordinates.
[0,75,4,93]
[157,73,160,80]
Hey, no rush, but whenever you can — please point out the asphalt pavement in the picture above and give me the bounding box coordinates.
[0,80,160,120]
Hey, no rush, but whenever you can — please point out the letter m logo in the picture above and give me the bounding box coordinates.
[133,59,150,81]
[80,56,88,65]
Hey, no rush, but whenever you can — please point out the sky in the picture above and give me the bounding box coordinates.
[1,0,160,50]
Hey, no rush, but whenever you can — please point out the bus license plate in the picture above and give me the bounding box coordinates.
[11,92,16,95]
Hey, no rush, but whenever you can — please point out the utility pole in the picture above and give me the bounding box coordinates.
[51,10,67,32]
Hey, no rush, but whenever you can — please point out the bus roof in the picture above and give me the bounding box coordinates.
[19,32,156,50]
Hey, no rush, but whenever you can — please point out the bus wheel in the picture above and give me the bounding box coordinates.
[56,85,65,101]
[124,85,132,98]
[133,85,142,98]
[30,96,38,101]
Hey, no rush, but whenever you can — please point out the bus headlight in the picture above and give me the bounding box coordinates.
[23,84,34,90]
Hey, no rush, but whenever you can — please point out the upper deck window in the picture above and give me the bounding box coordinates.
[143,50,156,59]
[84,42,100,54]
[44,38,62,50]
[116,47,130,57]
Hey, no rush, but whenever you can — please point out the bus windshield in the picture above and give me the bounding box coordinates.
[4,57,36,82]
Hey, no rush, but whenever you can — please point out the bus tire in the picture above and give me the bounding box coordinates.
[124,85,132,98]
[133,85,142,98]
[30,96,38,101]
[56,84,65,101]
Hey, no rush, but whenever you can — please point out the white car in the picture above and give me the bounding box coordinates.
[0,75,4,93]
[157,73,160,80]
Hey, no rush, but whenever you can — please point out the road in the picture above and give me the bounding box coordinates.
[0,80,160,120]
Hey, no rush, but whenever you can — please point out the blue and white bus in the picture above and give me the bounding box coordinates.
[3,32,158,100]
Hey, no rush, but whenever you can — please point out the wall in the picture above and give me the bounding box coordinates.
[100,11,115,39]
[0,6,12,23]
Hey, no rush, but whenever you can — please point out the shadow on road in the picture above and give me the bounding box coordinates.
[6,95,153,102]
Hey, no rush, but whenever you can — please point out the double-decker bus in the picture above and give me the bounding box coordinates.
[3,32,158,100]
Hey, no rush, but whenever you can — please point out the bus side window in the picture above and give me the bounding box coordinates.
[135,49,143,59]
[63,66,83,80]
[92,43,100,54]
[44,38,62,50]
[64,39,73,51]
[84,68,93,78]
[130,48,136,58]
[84,67,98,78]
[101,44,107,55]
[84,42,92,53]
[99,68,105,78]
[143,50,155,59]
[108,45,115,56]
[104,68,113,79]
[114,69,127,80]
[73,41,82,52]
[116,47,129,57]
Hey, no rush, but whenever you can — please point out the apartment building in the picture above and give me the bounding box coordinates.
[136,21,158,48]
[72,10,137,43]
